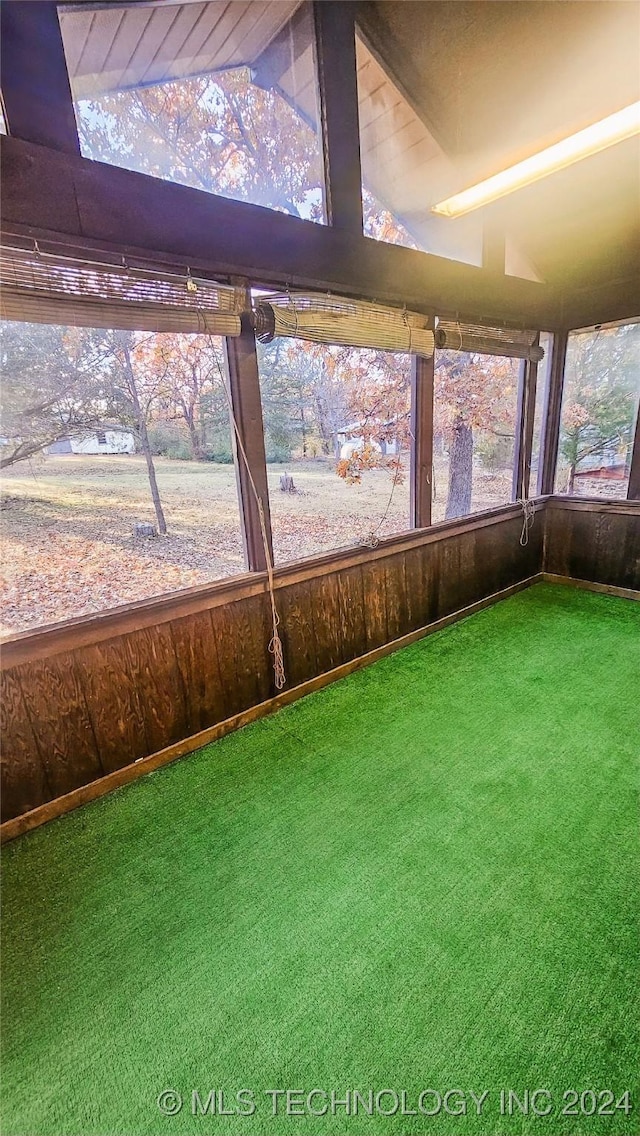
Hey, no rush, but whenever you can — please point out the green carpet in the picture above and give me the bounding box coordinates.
[2,583,639,1136]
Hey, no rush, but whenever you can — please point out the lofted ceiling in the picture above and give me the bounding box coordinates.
[357,0,640,294]
[58,1,300,96]
[56,0,640,299]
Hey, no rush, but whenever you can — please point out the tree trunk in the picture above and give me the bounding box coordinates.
[116,332,168,534]
[138,416,168,534]
[445,418,473,519]
[186,415,204,461]
[568,463,576,494]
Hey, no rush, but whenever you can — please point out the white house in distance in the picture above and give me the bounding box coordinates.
[338,420,400,461]
[47,425,135,456]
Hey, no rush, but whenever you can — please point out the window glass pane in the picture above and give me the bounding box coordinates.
[257,338,412,563]
[555,321,640,498]
[355,30,538,281]
[433,349,520,520]
[530,331,554,495]
[59,1,326,223]
[0,321,244,636]
[356,30,482,265]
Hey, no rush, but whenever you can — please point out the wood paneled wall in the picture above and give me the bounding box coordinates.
[3,498,637,830]
[1,505,543,824]
[544,499,640,591]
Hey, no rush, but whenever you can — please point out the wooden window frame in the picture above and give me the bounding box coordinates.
[545,323,640,502]
[0,1,79,155]
[512,345,539,502]
[224,311,274,572]
[410,353,435,529]
[538,330,569,496]
[628,401,640,500]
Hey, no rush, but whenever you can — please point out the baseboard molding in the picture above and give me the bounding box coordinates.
[0,573,543,845]
[542,573,640,601]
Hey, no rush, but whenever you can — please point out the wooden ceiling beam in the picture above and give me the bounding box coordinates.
[0,1,80,155]
[555,275,640,331]
[314,0,364,234]
[1,136,560,328]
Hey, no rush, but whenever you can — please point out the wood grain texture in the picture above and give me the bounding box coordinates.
[211,593,268,717]
[336,564,367,662]
[437,530,462,618]
[244,592,274,705]
[170,609,226,736]
[311,572,343,675]
[73,638,149,773]
[384,554,409,642]
[124,623,187,755]
[404,543,438,630]
[361,560,388,652]
[278,579,318,689]
[224,317,273,571]
[545,504,640,590]
[0,668,50,821]
[15,652,103,798]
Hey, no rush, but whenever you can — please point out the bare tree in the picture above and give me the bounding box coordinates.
[111,330,168,534]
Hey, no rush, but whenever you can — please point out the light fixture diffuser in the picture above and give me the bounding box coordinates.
[431,101,640,218]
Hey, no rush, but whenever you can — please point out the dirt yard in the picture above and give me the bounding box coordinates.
[0,453,512,634]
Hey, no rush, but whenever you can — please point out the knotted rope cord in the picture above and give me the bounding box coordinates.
[354,306,411,548]
[194,294,286,690]
[403,305,414,355]
[518,496,535,546]
[359,454,403,549]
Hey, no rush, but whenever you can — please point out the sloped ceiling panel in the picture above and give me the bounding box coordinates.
[59,0,302,98]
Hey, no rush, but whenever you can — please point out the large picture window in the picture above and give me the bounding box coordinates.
[257,337,413,563]
[433,348,521,521]
[58,1,326,223]
[0,319,244,636]
[355,29,483,265]
[354,29,540,282]
[555,321,640,499]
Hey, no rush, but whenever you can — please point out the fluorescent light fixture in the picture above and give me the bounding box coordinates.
[431,101,640,218]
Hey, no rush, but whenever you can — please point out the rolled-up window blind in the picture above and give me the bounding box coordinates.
[435,320,544,361]
[253,292,434,357]
[0,246,245,335]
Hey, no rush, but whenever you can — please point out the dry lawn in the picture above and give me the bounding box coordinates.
[0,453,512,635]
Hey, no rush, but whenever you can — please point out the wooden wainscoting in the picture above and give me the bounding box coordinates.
[1,504,543,834]
[544,498,640,592]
